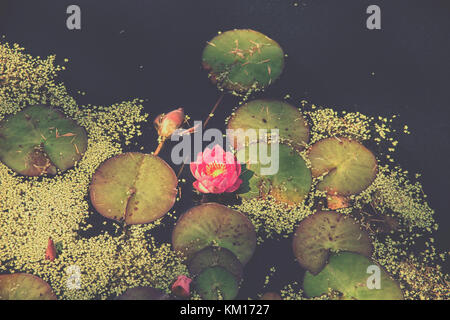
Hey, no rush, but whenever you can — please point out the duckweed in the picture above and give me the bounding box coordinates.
[0,41,187,299]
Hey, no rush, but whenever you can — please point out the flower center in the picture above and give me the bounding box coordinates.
[206,162,226,178]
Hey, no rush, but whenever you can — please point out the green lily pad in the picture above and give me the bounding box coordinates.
[188,246,244,282]
[308,137,377,195]
[0,273,56,300]
[202,29,284,93]
[293,211,373,274]
[236,143,312,205]
[90,152,178,225]
[303,252,403,300]
[116,287,169,300]
[195,266,239,300]
[172,203,256,265]
[227,99,309,150]
[0,105,87,176]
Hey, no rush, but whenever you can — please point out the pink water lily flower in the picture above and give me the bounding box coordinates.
[190,144,242,194]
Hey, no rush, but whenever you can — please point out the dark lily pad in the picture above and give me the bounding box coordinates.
[202,29,284,93]
[172,203,256,265]
[194,266,239,300]
[236,143,312,205]
[227,99,309,150]
[308,137,377,196]
[188,246,244,282]
[303,252,403,300]
[0,273,56,300]
[116,287,169,300]
[293,211,373,274]
[90,152,178,225]
[0,105,87,176]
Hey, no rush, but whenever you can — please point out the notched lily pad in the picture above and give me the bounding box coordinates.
[202,29,284,93]
[0,273,56,300]
[195,266,239,300]
[293,211,373,274]
[90,152,178,225]
[308,137,377,196]
[172,203,256,265]
[0,105,87,176]
[188,246,244,282]
[303,252,403,300]
[227,99,309,150]
[236,143,312,205]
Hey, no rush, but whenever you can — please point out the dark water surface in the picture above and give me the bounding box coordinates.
[1,0,449,298]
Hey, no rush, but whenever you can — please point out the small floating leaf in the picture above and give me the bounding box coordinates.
[293,211,373,274]
[236,143,312,205]
[188,246,244,282]
[0,105,87,176]
[90,152,178,225]
[172,203,256,265]
[227,99,309,150]
[0,273,56,300]
[195,266,239,300]
[202,29,284,93]
[303,252,403,300]
[308,137,377,195]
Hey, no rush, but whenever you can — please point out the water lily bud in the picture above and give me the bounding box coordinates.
[171,275,192,298]
[154,108,184,138]
[45,237,57,261]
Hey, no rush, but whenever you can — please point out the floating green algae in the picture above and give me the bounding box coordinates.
[1,33,448,302]
[0,41,187,300]
[231,100,448,299]
[202,29,285,94]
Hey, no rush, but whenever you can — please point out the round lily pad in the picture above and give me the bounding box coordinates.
[90,152,178,225]
[202,29,284,93]
[236,143,312,205]
[172,203,256,265]
[303,252,403,300]
[307,137,377,195]
[227,99,309,150]
[195,266,239,300]
[0,105,87,176]
[293,211,373,275]
[116,287,169,300]
[0,273,56,300]
[188,246,244,282]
